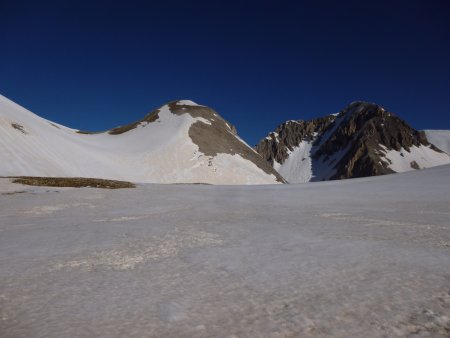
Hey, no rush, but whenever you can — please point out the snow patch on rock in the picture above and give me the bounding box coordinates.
[380,144,450,172]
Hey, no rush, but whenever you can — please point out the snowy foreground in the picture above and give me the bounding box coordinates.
[1,167,450,337]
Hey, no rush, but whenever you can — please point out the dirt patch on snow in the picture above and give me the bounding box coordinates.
[0,190,26,196]
[11,177,135,189]
[11,123,27,134]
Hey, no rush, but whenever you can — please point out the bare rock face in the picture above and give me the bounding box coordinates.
[256,102,449,182]
[317,102,429,179]
[255,116,336,166]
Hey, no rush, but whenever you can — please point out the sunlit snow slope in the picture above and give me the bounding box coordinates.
[0,95,282,184]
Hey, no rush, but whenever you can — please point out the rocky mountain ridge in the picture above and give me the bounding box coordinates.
[255,102,450,182]
[2,94,449,184]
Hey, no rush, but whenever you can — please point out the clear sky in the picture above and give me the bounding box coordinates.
[1,0,449,145]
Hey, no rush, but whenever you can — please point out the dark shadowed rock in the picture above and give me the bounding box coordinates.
[255,116,336,166]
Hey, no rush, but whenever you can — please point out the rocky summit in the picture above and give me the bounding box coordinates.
[255,102,450,183]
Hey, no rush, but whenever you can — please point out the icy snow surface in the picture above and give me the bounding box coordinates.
[1,165,450,337]
[0,95,278,184]
[424,130,450,154]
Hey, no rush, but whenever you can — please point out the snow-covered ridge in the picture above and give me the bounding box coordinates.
[0,95,281,185]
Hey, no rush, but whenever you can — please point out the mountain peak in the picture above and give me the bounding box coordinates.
[0,95,284,184]
[256,102,450,182]
[339,101,388,118]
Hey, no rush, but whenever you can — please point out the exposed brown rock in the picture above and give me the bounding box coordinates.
[75,109,160,135]
[11,123,27,134]
[410,161,420,170]
[108,109,160,135]
[76,130,102,135]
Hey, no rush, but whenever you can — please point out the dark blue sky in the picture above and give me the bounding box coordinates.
[1,0,449,145]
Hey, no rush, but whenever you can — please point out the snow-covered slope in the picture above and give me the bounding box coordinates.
[257,102,450,183]
[424,130,450,154]
[380,144,450,172]
[2,165,450,337]
[0,95,283,184]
